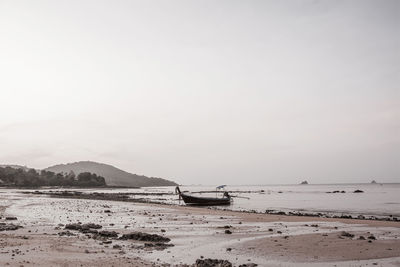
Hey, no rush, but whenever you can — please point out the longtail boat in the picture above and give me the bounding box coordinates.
[175,186,231,206]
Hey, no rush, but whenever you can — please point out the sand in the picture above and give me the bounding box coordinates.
[0,192,399,266]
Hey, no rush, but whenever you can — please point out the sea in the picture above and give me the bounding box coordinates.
[54,183,400,218]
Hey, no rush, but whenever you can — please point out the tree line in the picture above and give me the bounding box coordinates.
[0,167,106,187]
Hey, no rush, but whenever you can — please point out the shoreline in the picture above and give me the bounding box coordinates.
[23,189,400,223]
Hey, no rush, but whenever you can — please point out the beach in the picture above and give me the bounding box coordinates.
[1,0,398,265]
[0,190,399,266]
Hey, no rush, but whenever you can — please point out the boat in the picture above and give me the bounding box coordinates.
[175,186,231,206]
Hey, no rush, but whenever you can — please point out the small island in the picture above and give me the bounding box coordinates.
[300,180,309,185]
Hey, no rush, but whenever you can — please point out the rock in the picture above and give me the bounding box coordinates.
[98,230,119,238]
[83,223,102,229]
[353,190,364,193]
[65,223,102,233]
[224,230,232,234]
[81,229,99,234]
[239,264,258,267]
[300,180,308,185]
[64,223,83,230]
[58,231,76,236]
[5,217,17,220]
[194,258,232,267]
[119,232,170,243]
[368,235,376,240]
[340,231,354,238]
[112,244,122,249]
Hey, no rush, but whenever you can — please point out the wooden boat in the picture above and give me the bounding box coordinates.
[175,186,231,206]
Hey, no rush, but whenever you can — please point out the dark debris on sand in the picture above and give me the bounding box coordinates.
[58,230,76,236]
[119,232,170,243]
[61,221,174,251]
[193,258,232,267]
[96,230,119,238]
[341,231,355,238]
[64,223,103,234]
[0,223,23,231]
[179,258,257,267]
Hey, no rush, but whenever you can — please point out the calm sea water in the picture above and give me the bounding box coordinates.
[78,183,400,217]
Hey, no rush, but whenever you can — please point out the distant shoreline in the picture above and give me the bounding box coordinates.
[180,183,400,186]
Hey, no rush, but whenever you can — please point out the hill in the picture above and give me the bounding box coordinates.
[45,161,178,187]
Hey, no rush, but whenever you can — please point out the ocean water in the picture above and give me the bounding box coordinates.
[63,183,400,217]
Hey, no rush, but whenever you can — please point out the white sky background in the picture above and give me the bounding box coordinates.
[0,0,399,184]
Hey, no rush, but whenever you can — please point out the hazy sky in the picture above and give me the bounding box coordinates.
[0,0,399,184]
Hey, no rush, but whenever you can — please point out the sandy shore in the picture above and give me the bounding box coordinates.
[0,191,399,266]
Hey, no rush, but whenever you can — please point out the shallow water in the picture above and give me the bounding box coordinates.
[6,183,400,217]
[73,183,400,217]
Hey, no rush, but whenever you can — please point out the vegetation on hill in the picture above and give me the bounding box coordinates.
[0,166,106,187]
[45,161,178,187]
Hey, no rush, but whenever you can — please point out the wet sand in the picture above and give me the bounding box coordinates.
[0,192,399,266]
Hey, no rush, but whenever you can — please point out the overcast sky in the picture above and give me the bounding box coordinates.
[0,0,399,184]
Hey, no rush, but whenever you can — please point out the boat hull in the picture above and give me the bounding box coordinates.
[179,193,231,206]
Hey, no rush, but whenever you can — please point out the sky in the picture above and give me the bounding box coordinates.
[0,0,399,184]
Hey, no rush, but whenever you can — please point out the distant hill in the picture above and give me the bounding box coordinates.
[45,161,177,187]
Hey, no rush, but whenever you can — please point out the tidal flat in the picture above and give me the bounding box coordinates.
[0,190,399,267]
